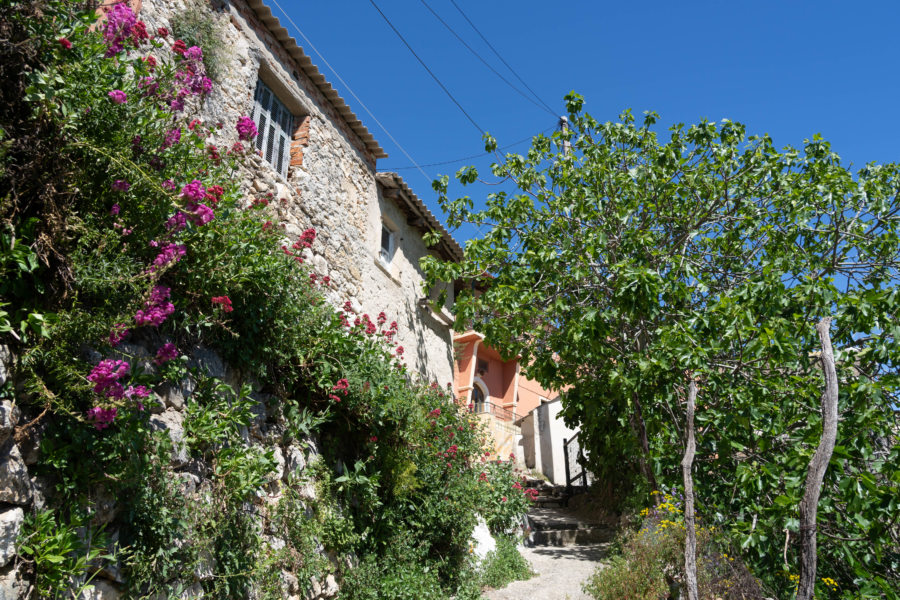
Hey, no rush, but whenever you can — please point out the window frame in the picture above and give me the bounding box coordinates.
[379,222,396,266]
[251,79,293,178]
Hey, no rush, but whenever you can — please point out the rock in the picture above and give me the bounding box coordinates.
[0,402,18,447]
[469,514,496,562]
[189,347,225,380]
[0,562,24,600]
[149,409,189,467]
[17,420,44,465]
[0,508,23,568]
[146,392,166,414]
[80,579,121,599]
[177,472,200,497]
[284,444,305,481]
[30,474,51,510]
[252,179,268,192]
[156,384,185,410]
[282,570,299,595]
[0,345,10,388]
[308,576,322,599]
[268,446,285,483]
[194,549,214,581]
[274,182,291,202]
[90,486,119,526]
[0,442,32,505]
[323,574,338,598]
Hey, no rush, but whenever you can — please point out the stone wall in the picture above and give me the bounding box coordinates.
[138,0,456,387]
[0,342,338,600]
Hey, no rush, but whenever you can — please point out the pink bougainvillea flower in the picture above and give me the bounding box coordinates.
[58,37,72,49]
[150,243,186,271]
[162,127,181,149]
[134,286,175,327]
[87,359,130,396]
[108,90,127,104]
[165,211,187,232]
[108,323,129,347]
[154,343,179,365]
[236,116,258,141]
[102,3,136,57]
[188,203,214,226]
[180,180,205,203]
[86,406,118,430]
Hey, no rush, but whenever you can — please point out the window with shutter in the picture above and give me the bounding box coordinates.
[251,79,293,178]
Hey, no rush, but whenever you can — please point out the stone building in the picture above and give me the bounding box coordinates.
[134,0,462,385]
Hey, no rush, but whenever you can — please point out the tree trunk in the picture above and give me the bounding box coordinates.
[797,317,839,600]
[630,392,660,504]
[681,380,699,600]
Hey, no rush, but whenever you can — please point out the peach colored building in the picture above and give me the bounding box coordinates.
[453,331,559,461]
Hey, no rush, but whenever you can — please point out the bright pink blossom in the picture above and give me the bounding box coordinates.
[154,343,179,365]
[236,116,258,141]
[211,296,233,312]
[87,359,130,396]
[108,323,129,346]
[58,37,72,49]
[134,286,175,327]
[102,4,136,57]
[162,127,181,149]
[86,406,117,430]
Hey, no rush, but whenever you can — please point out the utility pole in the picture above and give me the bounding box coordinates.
[559,116,571,155]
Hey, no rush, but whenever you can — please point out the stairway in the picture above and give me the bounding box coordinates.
[526,506,615,546]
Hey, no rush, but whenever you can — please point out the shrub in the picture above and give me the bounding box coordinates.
[479,535,533,590]
[583,493,767,600]
[2,3,534,597]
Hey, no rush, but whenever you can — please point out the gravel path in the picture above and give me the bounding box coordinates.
[482,543,609,600]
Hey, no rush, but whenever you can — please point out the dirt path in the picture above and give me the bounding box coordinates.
[483,543,609,600]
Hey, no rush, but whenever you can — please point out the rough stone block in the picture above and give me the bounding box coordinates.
[149,409,189,467]
[0,442,31,505]
[0,402,19,448]
[0,508,23,568]
[79,579,121,599]
[0,562,24,600]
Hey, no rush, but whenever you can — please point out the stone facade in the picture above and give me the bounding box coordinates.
[137,0,460,386]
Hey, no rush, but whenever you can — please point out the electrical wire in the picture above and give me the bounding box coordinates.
[383,126,553,171]
[368,0,486,136]
[418,0,556,118]
[268,0,433,184]
[449,0,557,117]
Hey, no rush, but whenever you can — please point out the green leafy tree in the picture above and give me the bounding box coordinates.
[424,92,900,597]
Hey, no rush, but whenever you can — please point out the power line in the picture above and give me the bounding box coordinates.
[418,0,556,118]
[368,0,486,136]
[268,0,433,184]
[383,126,554,171]
[449,0,557,116]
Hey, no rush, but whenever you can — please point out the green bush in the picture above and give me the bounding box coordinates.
[582,494,767,600]
[479,535,532,590]
[2,2,533,597]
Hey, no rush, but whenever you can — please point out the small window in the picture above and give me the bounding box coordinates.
[252,79,292,177]
[379,223,395,264]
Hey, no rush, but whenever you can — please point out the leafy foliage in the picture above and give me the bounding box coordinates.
[425,92,900,596]
[1,2,533,597]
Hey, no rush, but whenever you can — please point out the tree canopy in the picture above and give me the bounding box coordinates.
[424,92,900,597]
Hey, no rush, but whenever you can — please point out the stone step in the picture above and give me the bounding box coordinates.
[530,526,612,547]
[526,506,615,547]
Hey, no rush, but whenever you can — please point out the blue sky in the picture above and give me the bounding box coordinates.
[275,1,900,242]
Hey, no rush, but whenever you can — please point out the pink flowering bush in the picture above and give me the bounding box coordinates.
[3,4,532,597]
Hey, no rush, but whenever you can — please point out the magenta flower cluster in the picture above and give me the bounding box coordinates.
[108,90,127,104]
[154,343,179,365]
[180,180,205,203]
[151,242,186,271]
[111,180,130,192]
[87,359,130,399]
[162,127,181,149]
[134,285,175,327]
[86,406,118,430]
[236,116,258,141]
[165,211,187,231]
[108,323,129,346]
[102,4,137,57]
